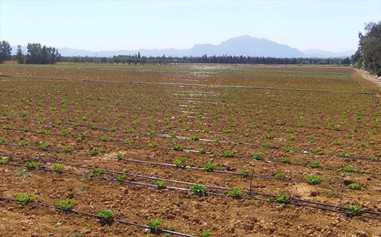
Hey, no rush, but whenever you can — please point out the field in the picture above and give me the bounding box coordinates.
[0,63,380,236]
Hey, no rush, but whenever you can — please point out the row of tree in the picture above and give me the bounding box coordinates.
[352,21,381,76]
[0,42,61,64]
[60,54,351,65]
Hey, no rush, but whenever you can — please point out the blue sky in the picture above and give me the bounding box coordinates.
[0,0,380,52]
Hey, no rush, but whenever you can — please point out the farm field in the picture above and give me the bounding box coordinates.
[0,63,381,236]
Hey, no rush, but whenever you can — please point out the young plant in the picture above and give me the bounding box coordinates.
[155,180,166,189]
[348,182,361,190]
[24,161,38,170]
[89,147,101,156]
[56,199,75,212]
[252,153,263,161]
[238,169,250,177]
[274,172,286,180]
[173,144,182,151]
[148,218,163,233]
[124,139,134,145]
[221,150,235,158]
[345,205,362,217]
[0,137,6,143]
[116,174,129,181]
[97,210,114,225]
[15,193,36,207]
[190,135,200,141]
[38,143,50,151]
[19,140,30,147]
[343,165,356,173]
[172,158,186,168]
[0,156,8,164]
[200,229,211,237]
[63,145,73,153]
[89,168,105,178]
[309,161,321,169]
[276,193,290,205]
[228,187,244,199]
[311,147,323,154]
[52,164,64,173]
[306,175,322,185]
[281,157,291,164]
[190,184,207,196]
[203,162,216,172]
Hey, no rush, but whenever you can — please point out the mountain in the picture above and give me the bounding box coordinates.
[12,36,355,58]
[303,49,355,58]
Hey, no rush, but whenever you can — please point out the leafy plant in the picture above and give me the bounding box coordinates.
[155,180,166,189]
[263,133,274,139]
[198,148,207,154]
[238,169,250,177]
[276,193,290,205]
[53,164,64,173]
[89,168,105,177]
[97,210,114,225]
[19,140,30,147]
[343,165,356,172]
[339,151,350,157]
[24,161,38,170]
[283,146,294,152]
[345,205,362,217]
[190,184,207,196]
[172,158,186,168]
[221,150,235,158]
[274,172,286,180]
[203,162,215,172]
[100,136,109,142]
[124,139,134,145]
[147,141,157,148]
[15,193,36,207]
[148,218,163,233]
[0,137,6,143]
[38,143,50,151]
[348,182,361,190]
[309,161,321,169]
[15,170,31,178]
[63,145,73,153]
[200,229,211,237]
[281,157,290,164]
[228,187,244,199]
[252,153,263,161]
[0,156,8,164]
[306,175,322,185]
[311,147,323,154]
[190,135,200,141]
[116,174,129,181]
[56,199,75,212]
[173,144,182,151]
[89,147,101,156]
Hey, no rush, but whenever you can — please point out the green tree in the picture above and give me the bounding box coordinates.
[16,45,25,64]
[0,41,12,63]
[25,43,61,64]
[355,21,381,76]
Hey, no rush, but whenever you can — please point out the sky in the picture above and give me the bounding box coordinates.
[0,0,380,52]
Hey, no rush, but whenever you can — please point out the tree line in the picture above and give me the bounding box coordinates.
[61,54,351,65]
[0,42,61,64]
[352,21,381,76]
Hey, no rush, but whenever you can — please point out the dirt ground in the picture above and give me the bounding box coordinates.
[0,64,380,237]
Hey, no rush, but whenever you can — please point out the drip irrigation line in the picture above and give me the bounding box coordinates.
[0,197,194,237]
[4,161,381,221]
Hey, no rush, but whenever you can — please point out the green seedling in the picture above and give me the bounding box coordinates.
[56,199,75,212]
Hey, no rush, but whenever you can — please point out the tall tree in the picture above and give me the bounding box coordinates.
[0,41,12,63]
[355,21,381,76]
[25,43,61,64]
[16,45,25,64]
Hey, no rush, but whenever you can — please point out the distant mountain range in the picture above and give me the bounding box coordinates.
[13,35,354,58]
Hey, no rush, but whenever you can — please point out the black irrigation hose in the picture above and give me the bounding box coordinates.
[2,121,381,167]
[3,160,381,221]
[1,73,372,95]
[0,197,195,237]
